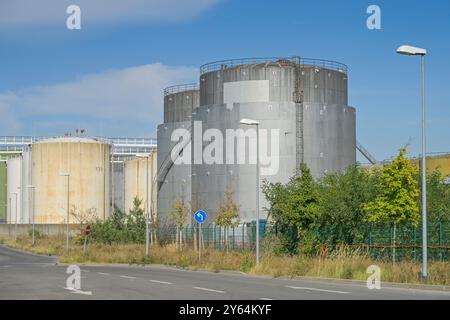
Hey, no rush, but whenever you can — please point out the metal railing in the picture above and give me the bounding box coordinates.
[163,83,199,97]
[0,136,157,155]
[200,56,348,75]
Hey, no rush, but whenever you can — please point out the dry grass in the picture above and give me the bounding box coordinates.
[1,236,448,286]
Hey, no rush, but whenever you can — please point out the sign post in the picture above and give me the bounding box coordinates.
[194,210,207,262]
[83,225,91,255]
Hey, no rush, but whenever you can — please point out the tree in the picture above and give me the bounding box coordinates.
[418,170,450,223]
[167,197,190,249]
[70,205,97,241]
[263,163,321,254]
[317,164,380,245]
[215,191,240,250]
[363,147,420,263]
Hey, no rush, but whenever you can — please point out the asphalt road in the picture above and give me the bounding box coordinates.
[0,245,449,300]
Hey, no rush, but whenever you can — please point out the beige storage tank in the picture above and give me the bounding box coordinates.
[411,153,450,177]
[32,137,111,223]
[124,151,157,214]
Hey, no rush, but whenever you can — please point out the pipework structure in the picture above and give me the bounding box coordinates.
[157,56,357,224]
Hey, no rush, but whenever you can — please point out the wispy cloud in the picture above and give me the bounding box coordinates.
[0,63,197,136]
[0,0,220,28]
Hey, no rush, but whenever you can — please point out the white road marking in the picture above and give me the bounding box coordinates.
[97,272,110,276]
[193,287,225,294]
[120,275,137,279]
[150,280,173,285]
[64,287,92,296]
[259,298,273,300]
[286,286,350,294]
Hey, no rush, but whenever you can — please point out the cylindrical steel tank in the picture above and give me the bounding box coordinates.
[32,137,111,223]
[164,84,200,123]
[157,84,199,222]
[6,156,21,224]
[191,57,355,223]
[124,151,157,214]
[111,156,125,212]
[0,161,6,223]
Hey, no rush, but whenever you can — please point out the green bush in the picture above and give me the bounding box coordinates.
[90,197,146,244]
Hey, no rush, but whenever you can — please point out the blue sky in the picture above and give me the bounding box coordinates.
[0,0,449,162]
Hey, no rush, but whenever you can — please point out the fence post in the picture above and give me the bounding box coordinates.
[233,227,235,251]
[219,226,222,250]
[389,223,393,262]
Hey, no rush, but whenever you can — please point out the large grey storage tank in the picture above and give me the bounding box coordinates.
[191,57,355,223]
[157,84,199,223]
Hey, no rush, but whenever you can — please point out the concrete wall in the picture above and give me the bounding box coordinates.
[0,224,71,237]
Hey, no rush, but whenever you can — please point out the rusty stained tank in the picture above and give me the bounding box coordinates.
[124,151,157,214]
[32,137,111,223]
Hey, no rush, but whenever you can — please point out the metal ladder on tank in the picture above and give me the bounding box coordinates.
[156,124,192,193]
[293,63,304,166]
[356,141,377,165]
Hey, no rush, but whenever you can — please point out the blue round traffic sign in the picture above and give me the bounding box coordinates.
[194,210,207,224]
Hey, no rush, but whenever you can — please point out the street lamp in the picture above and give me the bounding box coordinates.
[26,185,36,245]
[396,44,428,281]
[60,172,70,250]
[240,118,260,266]
[136,153,151,258]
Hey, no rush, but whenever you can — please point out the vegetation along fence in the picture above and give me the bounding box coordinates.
[156,221,450,262]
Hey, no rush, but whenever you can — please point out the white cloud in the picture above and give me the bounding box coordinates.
[0,91,22,132]
[0,63,197,136]
[0,0,220,27]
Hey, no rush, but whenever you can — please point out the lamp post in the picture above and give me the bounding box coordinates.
[59,172,70,250]
[26,185,36,245]
[396,44,428,281]
[136,153,151,258]
[239,118,260,266]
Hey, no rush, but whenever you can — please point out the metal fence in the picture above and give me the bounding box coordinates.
[154,221,450,261]
[155,223,259,251]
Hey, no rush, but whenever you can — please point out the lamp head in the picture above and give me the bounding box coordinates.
[397,45,427,56]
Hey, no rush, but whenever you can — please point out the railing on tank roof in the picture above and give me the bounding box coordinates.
[0,136,157,156]
[0,136,45,145]
[200,56,348,75]
[163,83,199,97]
[97,137,157,147]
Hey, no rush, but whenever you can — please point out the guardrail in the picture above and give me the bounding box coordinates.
[163,83,199,97]
[200,56,348,75]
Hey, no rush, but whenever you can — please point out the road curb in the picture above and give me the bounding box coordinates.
[0,244,57,261]
[276,275,450,292]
